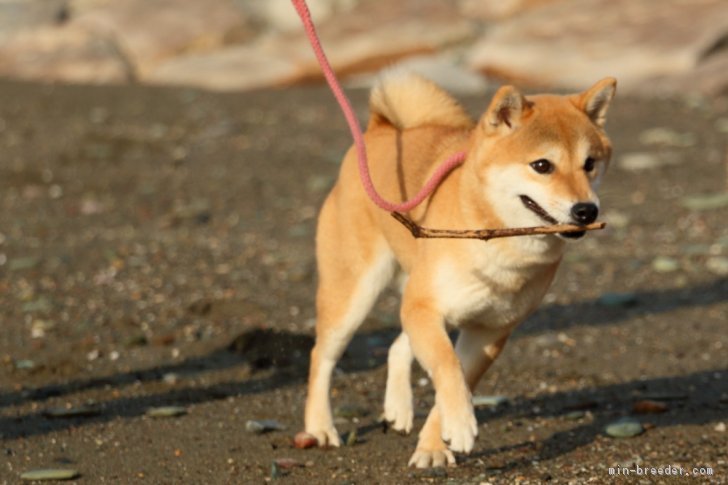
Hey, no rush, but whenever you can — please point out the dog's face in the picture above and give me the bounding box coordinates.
[471,79,616,239]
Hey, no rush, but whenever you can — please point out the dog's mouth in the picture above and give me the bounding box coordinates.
[518,195,586,239]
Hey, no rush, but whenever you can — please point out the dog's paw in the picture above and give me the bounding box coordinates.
[408,446,456,468]
[306,426,341,448]
[383,389,413,434]
[439,404,477,453]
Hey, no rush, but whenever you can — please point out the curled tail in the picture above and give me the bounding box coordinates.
[369,70,474,130]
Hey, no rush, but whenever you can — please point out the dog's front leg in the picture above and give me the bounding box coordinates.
[400,294,477,456]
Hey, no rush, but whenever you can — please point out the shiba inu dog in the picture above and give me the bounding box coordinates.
[303,71,616,467]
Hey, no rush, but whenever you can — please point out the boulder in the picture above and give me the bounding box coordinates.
[0,25,130,84]
[72,0,250,77]
[467,0,728,93]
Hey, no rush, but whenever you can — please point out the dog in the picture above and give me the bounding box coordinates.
[303,71,616,467]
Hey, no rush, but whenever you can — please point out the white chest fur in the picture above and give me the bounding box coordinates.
[432,237,562,329]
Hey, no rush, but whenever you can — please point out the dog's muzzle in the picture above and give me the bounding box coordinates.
[519,195,587,239]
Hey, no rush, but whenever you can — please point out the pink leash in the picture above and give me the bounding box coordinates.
[290,0,466,213]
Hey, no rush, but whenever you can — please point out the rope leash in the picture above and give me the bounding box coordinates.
[289,0,605,240]
[290,0,466,213]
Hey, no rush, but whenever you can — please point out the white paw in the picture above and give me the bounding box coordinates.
[306,426,341,447]
[383,389,413,434]
[439,403,477,453]
[408,447,456,468]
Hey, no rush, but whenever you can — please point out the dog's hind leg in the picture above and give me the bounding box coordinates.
[383,332,414,433]
[305,202,395,447]
[408,327,509,468]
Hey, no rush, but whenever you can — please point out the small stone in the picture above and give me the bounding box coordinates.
[472,395,509,408]
[44,404,100,418]
[564,410,585,420]
[162,373,179,385]
[334,404,369,419]
[652,256,680,273]
[9,256,40,271]
[14,359,36,370]
[598,292,639,307]
[681,192,728,211]
[714,422,726,432]
[245,419,286,434]
[632,400,668,414]
[706,256,728,276]
[617,152,674,171]
[293,432,318,449]
[345,428,358,446]
[146,406,187,418]
[20,469,80,481]
[605,418,644,438]
[273,458,302,469]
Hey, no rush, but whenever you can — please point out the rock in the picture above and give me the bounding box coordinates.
[8,256,40,271]
[273,458,303,469]
[245,419,286,434]
[706,256,728,276]
[715,422,726,433]
[617,152,682,172]
[293,431,318,449]
[73,0,249,77]
[459,0,565,21]
[651,256,679,273]
[467,0,728,94]
[597,292,639,308]
[20,469,80,481]
[604,418,644,438]
[146,406,188,418]
[0,25,130,84]
[681,192,728,211]
[632,400,668,414]
[639,127,696,148]
[472,395,509,407]
[44,404,100,418]
[564,410,585,420]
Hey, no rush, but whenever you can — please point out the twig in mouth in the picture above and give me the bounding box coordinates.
[391,212,606,241]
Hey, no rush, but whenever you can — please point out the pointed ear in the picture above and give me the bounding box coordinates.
[481,85,531,134]
[574,77,617,127]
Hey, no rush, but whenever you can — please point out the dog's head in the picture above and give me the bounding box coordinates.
[470,78,616,239]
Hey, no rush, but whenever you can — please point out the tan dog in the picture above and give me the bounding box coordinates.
[304,71,616,467]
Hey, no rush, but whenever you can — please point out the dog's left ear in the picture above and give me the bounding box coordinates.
[573,77,617,127]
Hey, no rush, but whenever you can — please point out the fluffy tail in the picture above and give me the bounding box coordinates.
[369,70,474,130]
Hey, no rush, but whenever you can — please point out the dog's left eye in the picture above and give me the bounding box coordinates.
[584,157,596,172]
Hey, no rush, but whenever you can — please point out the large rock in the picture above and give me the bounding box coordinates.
[467,0,728,93]
[0,25,130,84]
[72,0,250,77]
[149,0,475,91]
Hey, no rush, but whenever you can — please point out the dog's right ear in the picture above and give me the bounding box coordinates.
[480,85,531,135]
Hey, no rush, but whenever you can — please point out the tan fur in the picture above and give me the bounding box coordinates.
[304,71,616,467]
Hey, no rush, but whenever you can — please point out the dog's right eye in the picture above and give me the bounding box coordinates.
[530,159,554,174]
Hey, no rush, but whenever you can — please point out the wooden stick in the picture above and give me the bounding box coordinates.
[391,212,606,241]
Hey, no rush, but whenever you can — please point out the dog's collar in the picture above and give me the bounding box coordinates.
[519,195,559,225]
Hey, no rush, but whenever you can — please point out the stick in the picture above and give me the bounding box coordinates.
[391,212,606,241]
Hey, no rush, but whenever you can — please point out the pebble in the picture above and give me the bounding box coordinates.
[472,395,509,408]
[44,404,100,418]
[651,256,680,273]
[597,292,639,307]
[8,256,40,271]
[345,428,358,446]
[714,422,726,432]
[564,410,586,420]
[605,418,645,438]
[293,432,318,449]
[245,419,286,434]
[14,359,36,370]
[20,469,80,481]
[273,458,302,469]
[146,406,188,418]
[681,192,728,211]
[705,256,728,276]
[632,400,668,414]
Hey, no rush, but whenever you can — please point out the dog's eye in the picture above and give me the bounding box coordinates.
[530,159,554,174]
[584,157,596,172]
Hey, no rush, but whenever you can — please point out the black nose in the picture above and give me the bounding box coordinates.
[571,202,598,224]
